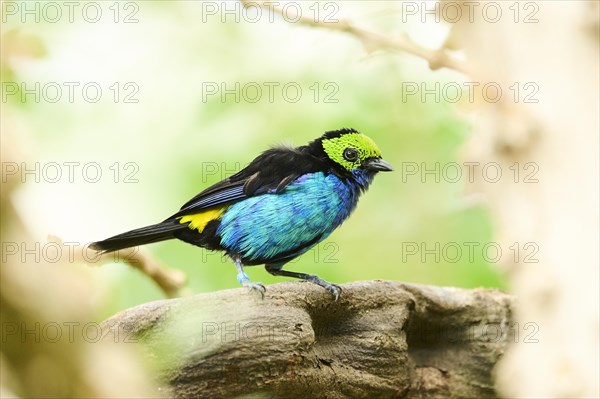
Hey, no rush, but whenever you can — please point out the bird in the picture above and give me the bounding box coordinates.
[90,128,393,300]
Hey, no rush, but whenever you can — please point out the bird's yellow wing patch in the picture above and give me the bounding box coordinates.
[179,207,227,232]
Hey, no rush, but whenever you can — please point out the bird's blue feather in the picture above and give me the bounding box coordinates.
[217,169,375,264]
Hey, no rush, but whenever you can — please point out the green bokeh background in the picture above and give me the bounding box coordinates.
[2,1,505,320]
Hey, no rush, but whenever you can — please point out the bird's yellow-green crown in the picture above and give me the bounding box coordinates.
[321,132,383,171]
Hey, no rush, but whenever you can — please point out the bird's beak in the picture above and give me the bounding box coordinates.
[363,158,394,172]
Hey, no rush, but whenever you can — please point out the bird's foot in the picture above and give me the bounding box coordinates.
[303,275,342,301]
[242,280,266,299]
[237,272,266,299]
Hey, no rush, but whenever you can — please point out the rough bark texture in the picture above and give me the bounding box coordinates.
[101,281,513,399]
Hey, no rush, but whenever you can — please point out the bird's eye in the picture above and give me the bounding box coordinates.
[343,148,359,162]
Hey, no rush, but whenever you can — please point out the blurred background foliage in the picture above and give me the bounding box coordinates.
[2,1,504,322]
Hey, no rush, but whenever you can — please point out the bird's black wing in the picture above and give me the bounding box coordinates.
[168,146,325,219]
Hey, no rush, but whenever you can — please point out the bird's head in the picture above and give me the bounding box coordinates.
[308,128,393,177]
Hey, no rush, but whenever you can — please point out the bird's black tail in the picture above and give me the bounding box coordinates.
[90,220,185,253]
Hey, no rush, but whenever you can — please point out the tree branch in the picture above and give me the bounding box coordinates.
[241,1,469,74]
[48,235,187,298]
[102,281,513,398]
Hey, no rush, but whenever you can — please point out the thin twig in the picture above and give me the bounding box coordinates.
[49,235,187,298]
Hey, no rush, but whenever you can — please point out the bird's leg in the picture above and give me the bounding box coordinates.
[265,263,341,301]
[231,255,265,299]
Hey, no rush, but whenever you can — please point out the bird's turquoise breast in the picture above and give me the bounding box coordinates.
[217,171,370,264]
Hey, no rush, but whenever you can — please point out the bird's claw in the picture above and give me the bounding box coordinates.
[325,283,342,301]
[242,281,266,299]
[302,276,342,301]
